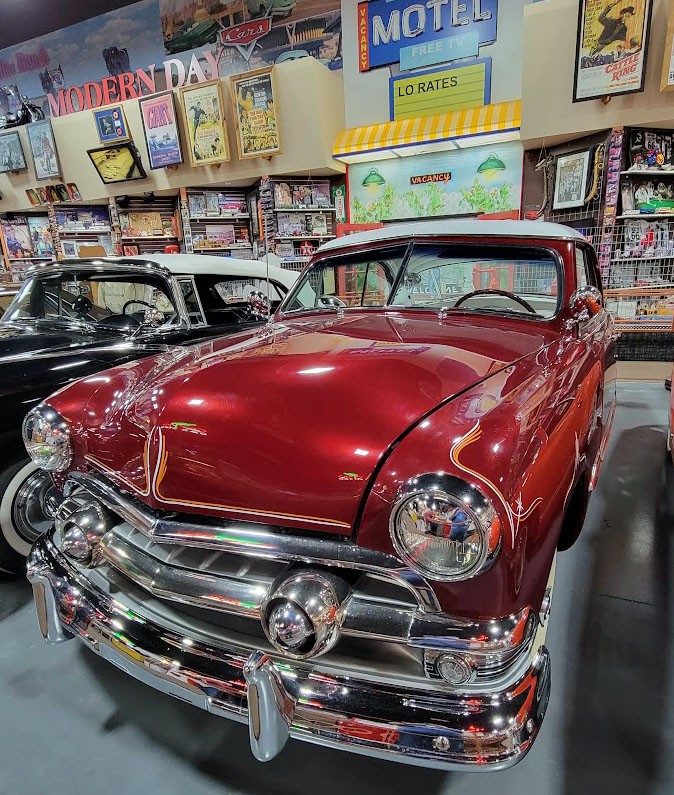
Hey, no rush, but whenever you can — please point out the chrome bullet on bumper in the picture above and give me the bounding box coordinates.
[27,534,551,771]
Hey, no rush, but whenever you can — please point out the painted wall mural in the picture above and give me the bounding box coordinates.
[0,0,342,118]
[348,143,524,223]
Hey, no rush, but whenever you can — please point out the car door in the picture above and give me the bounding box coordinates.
[576,242,617,487]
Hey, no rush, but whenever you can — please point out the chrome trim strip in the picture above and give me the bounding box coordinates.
[68,471,442,613]
[27,535,551,772]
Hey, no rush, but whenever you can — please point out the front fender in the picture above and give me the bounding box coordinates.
[356,338,602,620]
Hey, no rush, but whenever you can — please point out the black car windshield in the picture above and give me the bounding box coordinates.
[4,270,178,331]
[284,242,561,319]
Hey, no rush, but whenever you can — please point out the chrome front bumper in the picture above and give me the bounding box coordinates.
[27,534,551,772]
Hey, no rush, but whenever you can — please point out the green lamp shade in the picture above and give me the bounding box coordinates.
[477,154,507,174]
[362,169,386,187]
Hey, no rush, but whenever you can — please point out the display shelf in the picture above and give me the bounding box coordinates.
[189,214,250,221]
[280,257,311,263]
[273,207,335,213]
[59,227,112,235]
[121,235,178,241]
[613,254,674,262]
[621,170,674,176]
[617,214,674,220]
[194,244,252,251]
[275,235,335,240]
[7,256,52,261]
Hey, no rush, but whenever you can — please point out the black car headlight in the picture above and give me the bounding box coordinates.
[22,404,72,472]
[390,474,501,581]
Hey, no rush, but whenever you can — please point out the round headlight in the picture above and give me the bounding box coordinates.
[22,404,72,472]
[390,475,500,581]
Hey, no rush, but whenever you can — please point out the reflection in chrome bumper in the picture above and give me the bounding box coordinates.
[27,535,551,771]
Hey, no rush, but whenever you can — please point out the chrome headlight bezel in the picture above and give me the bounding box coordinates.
[389,474,501,582]
[22,404,72,472]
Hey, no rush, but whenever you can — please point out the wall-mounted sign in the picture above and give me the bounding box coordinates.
[573,0,653,102]
[348,142,523,223]
[358,0,498,72]
[400,31,480,72]
[390,59,491,121]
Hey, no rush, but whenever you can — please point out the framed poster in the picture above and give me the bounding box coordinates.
[93,105,129,143]
[573,0,653,102]
[179,79,230,167]
[26,120,60,180]
[87,142,147,184]
[553,151,591,210]
[0,130,27,172]
[230,67,282,159]
[661,0,674,91]
[139,91,184,169]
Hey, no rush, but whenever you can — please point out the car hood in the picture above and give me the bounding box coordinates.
[0,321,116,359]
[73,312,557,534]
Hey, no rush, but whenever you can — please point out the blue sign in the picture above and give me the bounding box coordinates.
[358,0,498,72]
[399,31,480,71]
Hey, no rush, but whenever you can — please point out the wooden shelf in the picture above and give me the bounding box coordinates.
[195,244,252,251]
[7,256,53,261]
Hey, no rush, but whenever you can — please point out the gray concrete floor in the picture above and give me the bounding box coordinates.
[1,381,674,795]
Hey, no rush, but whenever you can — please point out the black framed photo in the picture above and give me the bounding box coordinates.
[93,104,129,143]
[27,120,60,180]
[87,142,147,185]
[0,130,27,173]
[553,150,591,210]
[573,0,653,102]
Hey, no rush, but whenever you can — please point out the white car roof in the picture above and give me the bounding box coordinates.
[318,220,586,254]
[105,254,299,289]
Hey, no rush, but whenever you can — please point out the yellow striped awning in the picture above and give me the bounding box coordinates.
[333,100,521,159]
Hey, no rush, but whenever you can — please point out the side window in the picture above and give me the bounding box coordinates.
[178,278,206,326]
[575,245,600,290]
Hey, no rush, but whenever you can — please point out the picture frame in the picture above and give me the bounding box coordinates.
[230,66,282,159]
[26,120,60,180]
[573,0,653,102]
[93,104,129,144]
[553,150,591,210]
[179,79,230,167]
[139,90,184,169]
[87,142,147,184]
[0,130,27,173]
[661,1,674,92]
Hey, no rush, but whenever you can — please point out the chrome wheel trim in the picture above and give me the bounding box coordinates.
[11,469,61,546]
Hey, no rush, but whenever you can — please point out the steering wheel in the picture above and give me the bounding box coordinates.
[453,289,537,315]
[122,299,155,315]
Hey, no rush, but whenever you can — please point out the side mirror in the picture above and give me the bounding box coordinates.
[247,290,270,320]
[143,308,164,328]
[569,285,603,323]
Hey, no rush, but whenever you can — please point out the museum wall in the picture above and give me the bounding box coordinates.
[521,0,674,145]
[340,0,533,129]
[0,51,345,212]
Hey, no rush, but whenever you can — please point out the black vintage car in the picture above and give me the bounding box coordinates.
[0,254,297,573]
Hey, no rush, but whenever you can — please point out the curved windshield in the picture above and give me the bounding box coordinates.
[4,269,178,331]
[284,242,561,319]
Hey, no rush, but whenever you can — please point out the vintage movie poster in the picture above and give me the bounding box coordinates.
[0,131,27,172]
[180,79,230,166]
[139,91,183,168]
[231,67,281,159]
[26,120,60,180]
[574,0,653,102]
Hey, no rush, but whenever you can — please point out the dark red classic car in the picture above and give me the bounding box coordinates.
[25,220,616,770]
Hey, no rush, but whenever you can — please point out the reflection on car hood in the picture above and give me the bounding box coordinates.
[71,312,558,535]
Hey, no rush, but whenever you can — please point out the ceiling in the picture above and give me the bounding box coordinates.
[0,0,138,49]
